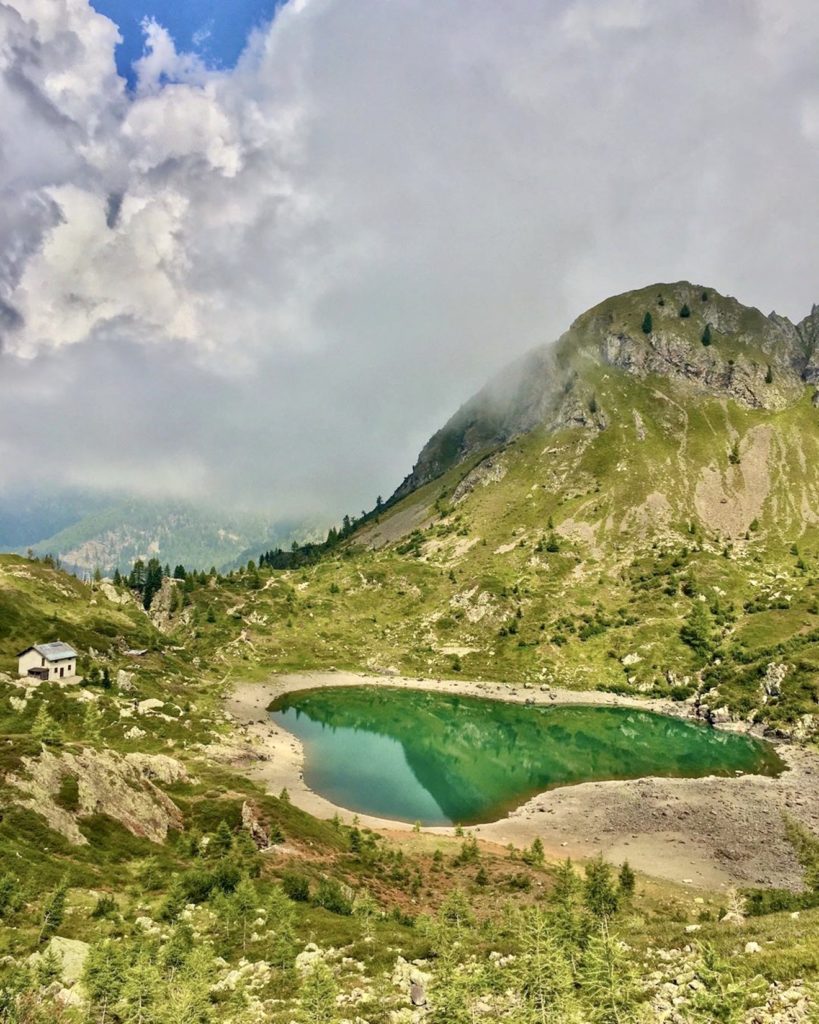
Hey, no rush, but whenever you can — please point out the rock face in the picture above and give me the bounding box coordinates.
[578,283,807,411]
[6,747,183,845]
[389,281,819,501]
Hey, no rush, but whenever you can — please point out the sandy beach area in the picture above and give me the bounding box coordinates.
[222,670,819,890]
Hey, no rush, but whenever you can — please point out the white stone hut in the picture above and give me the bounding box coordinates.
[17,642,78,681]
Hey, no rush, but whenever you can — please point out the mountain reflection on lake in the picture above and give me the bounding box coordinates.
[269,687,784,825]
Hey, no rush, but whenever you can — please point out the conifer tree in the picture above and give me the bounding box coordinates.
[161,945,213,1024]
[581,920,640,1023]
[117,950,163,1024]
[38,878,68,943]
[583,855,619,921]
[268,884,298,968]
[550,858,584,957]
[143,558,163,609]
[31,702,59,745]
[701,323,712,346]
[84,701,103,741]
[211,820,233,856]
[0,872,22,919]
[34,946,62,988]
[680,601,713,659]
[129,559,146,590]
[232,876,257,951]
[513,907,580,1022]
[299,960,339,1024]
[618,860,636,898]
[524,835,544,868]
[641,311,652,334]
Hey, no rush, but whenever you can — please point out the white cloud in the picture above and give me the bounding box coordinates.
[1,0,819,514]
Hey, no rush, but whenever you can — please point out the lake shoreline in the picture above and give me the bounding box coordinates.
[222,670,819,891]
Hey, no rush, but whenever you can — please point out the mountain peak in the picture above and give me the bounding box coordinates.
[393,282,818,502]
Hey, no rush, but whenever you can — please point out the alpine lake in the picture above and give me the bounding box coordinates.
[268,686,785,827]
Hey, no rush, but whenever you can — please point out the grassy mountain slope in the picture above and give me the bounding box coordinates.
[168,284,819,731]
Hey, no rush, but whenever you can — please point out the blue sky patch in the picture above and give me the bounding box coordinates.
[90,0,281,87]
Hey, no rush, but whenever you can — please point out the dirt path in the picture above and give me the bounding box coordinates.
[222,670,819,891]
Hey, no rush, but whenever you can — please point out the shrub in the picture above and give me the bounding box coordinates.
[282,872,311,902]
[313,878,352,915]
[55,773,80,812]
[90,894,118,919]
[679,304,691,318]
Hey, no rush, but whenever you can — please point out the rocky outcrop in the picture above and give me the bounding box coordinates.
[241,800,272,849]
[124,752,190,785]
[599,327,801,409]
[796,303,819,382]
[451,454,508,504]
[5,747,183,845]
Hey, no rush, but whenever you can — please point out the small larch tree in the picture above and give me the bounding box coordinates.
[680,601,713,659]
[583,855,619,921]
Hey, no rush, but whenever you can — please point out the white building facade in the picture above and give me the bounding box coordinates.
[17,642,78,681]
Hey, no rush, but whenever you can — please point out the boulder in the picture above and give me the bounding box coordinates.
[56,987,84,1008]
[29,937,90,986]
[116,670,135,692]
[295,944,325,975]
[410,980,427,1007]
[137,698,164,714]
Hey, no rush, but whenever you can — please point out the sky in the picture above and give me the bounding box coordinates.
[89,0,281,88]
[0,0,818,520]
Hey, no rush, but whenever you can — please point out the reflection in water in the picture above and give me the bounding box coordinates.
[269,687,784,826]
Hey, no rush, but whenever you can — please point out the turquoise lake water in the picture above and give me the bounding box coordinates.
[269,686,784,826]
